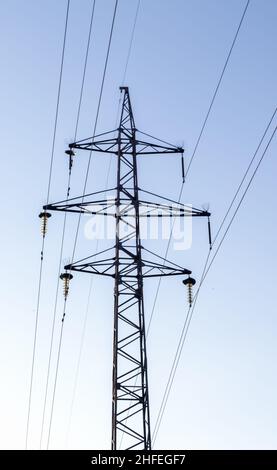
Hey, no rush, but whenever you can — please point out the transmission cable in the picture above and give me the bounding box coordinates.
[117,0,250,450]
[153,110,277,444]
[65,0,141,448]
[152,110,277,445]
[39,0,96,449]
[118,0,249,448]
[46,0,119,449]
[122,0,140,84]
[185,0,250,178]
[25,0,70,450]
[146,0,250,341]
[152,106,277,441]
[212,107,277,247]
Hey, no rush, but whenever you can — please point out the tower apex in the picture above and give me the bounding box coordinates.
[119,86,129,92]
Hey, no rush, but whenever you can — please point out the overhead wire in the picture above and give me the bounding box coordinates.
[121,0,140,85]
[152,252,210,445]
[39,0,96,449]
[106,0,250,450]
[65,143,116,449]
[28,0,252,451]
[146,0,250,350]
[25,0,71,450]
[185,0,250,179]
[119,0,250,449]
[46,298,68,449]
[151,108,277,442]
[69,0,118,263]
[65,0,142,448]
[150,0,251,442]
[46,0,119,449]
[152,108,277,445]
[212,107,277,247]
[202,119,277,285]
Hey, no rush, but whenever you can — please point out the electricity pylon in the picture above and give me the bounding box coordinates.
[44,87,210,450]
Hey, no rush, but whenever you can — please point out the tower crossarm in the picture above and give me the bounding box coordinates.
[64,246,192,279]
[44,193,210,219]
[68,132,183,156]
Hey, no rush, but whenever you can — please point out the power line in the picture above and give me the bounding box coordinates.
[46,299,68,449]
[46,1,71,206]
[146,0,250,353]
[185,0,250,179]
[152,253,209,445]
[45,0,119,449]
[73,0,96,140]
[152,109,277,446]
[212,107,277,246]
[69,0,118,263]
[39,0,97,449]
[65,0,142,448]
[153,118,277,444]
[25,0,71,449]
[153,113,277,443]
[65,273,94,448]
[121,0,140,84]
[40,173,71,450]
[118,0,250,446]
[38,0,251,449]
[146,185,183,335]
[203,120,277,285]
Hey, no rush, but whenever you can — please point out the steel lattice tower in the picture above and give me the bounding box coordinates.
[44,87,210,450]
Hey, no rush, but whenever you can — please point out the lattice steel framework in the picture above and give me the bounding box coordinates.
[44,87,210,450]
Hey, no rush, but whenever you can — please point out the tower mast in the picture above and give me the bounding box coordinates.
[112,87,151,449]
[44,87,210,450]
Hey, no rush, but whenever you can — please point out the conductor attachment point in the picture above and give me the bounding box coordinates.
[183,276,196,307]
[65,149,75,171]
[60,272,73,298]
[39,211,51,238]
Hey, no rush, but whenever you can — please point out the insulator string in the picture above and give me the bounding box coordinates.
[181,152,185,183]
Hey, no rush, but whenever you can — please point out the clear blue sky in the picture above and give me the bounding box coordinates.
[0,0,276,450]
